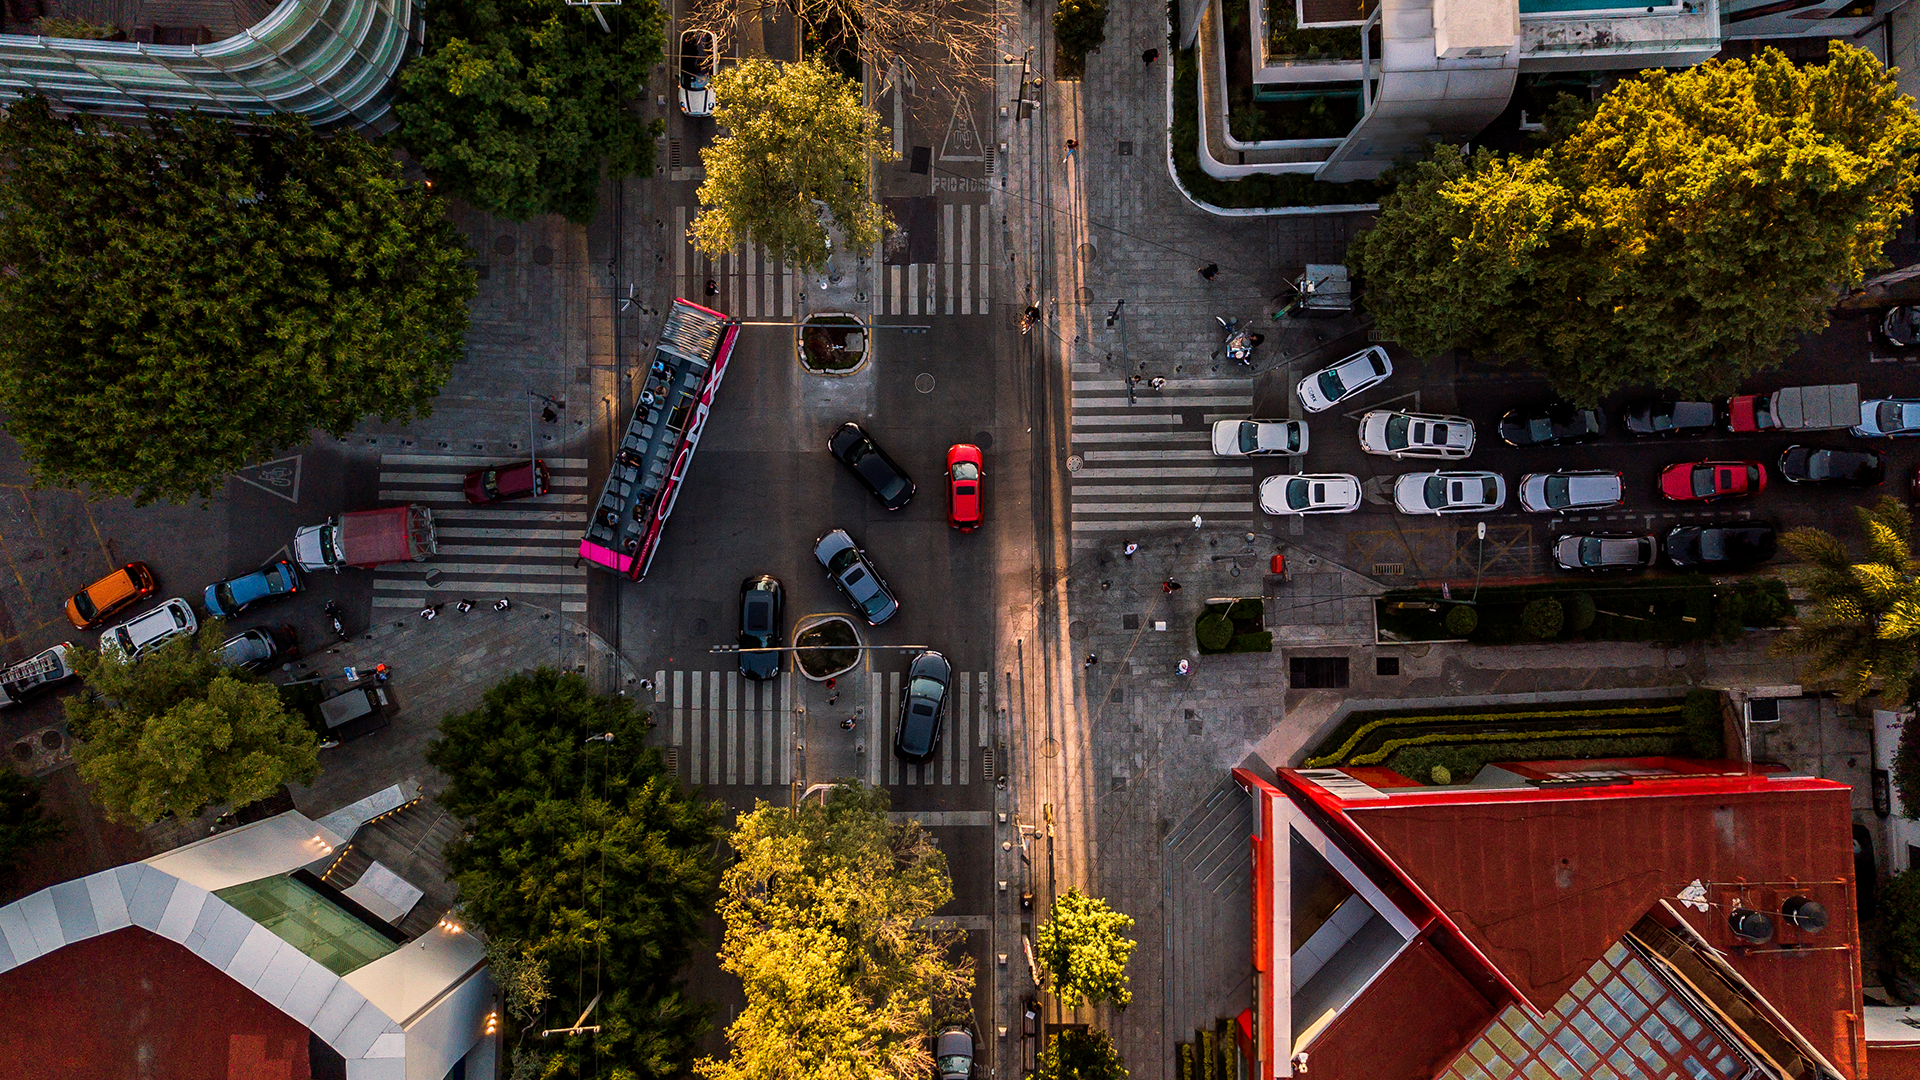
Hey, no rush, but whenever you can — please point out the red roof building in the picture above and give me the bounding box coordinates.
[1233,757,1864,1080]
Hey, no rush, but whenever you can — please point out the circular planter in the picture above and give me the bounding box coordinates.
[793,614,862,681]
[798,312,869,376]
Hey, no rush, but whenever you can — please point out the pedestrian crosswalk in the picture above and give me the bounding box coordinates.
[370,453,591,615]
[655,668,993,788]
[1069,366,1257,546]
[669,201,993,319]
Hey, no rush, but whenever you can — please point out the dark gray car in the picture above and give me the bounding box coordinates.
[935,1026,975,1080]
[894,650,952,763]
[738,575,784,680]
[829,421,916,509]
[813,528,899,625]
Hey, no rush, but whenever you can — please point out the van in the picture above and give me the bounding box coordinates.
[65,562,157,630]
[100,598,197,662]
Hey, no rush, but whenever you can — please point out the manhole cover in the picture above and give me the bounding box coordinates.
[39,730,61,751]
[533,246,554,266]
[1078,242,1097,263]
[10,743,29,762]
[1041,738,1059,758]
[1069,620,1087,640]
[1116,140,1134,156]
[694,618,709,634]
[974,431,994,450]
[424,569,445,588]
[1077,285,1095,302]
[916,373,936,393]
[1067,455,1083,472]
[493,235,516,256]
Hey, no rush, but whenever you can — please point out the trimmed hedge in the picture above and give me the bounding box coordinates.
[1391,733,1685,786]
[1677,688,1724,759]
[1348,725,1683,766]
[1303,703,1687,767]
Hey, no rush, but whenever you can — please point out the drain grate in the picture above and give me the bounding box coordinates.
[1116,140,1134,155]
[663,747,680,773]
[669,138,683,170]
[1373,562,1406,577]
[981,745,995,780]
[985,146,996,175]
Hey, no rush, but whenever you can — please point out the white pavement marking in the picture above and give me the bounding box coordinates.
[381,454,589,468]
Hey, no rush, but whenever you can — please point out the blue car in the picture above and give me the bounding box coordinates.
[204,561,302,617]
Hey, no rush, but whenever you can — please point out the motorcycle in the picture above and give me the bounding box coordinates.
[1217,316,1264,366]
[323,600,348,642]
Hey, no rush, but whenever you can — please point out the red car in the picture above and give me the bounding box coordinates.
[947,444,984,531]
[1659,460,1767,502]
[464,459,551,505]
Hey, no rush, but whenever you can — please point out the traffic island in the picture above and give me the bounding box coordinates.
[798,312,868,376]
[793,615,861,681]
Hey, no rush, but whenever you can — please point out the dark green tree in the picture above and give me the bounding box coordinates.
[64,622,320,825]
[1036,1029,1128,1080]
[393,0,666,224]
[1772,495,1920,705]
[0,771,63,877]
[0,97,475,505]
[427,669,722,1080]
[1350,42,1920,402]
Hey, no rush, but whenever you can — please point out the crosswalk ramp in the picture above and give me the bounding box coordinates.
[370,454,590,615]
[1069,367,1257,544]
[669,201,992,319]
[656,668,993,789]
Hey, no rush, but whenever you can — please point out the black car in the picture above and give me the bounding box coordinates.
[1778,445,1885,487]
[1879,305,1920,350]
[829,422,916,510]
[813,528,899,625]
[1552,532,1657,573]
[1664,523,1778,568]
[1623,399,1718,437]
[737,575,784,680]
[1497,403,1607,447]
[894,650,952,763]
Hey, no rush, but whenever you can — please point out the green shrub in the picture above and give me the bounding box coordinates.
[1054,0,1108,77]
[1196,611,1234,652]
[1565,592,1597,633]
[1303,703,1686,767]
[1884,869,1920,974]
[35,15,116,38]
[1228,631,1274,653]
[1390,733,1684,786]
[1348,724,1682,766]
[1677,688,1724,758]
[1429,765,1451,785]
[1521,598,1565,640]
[1897,717,1920,819]
[1443,605,1478,637]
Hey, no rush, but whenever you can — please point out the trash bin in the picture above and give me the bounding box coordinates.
[1270,552,1286,575]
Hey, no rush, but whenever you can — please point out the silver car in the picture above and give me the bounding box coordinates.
[1259,474,1361,515]
[1211,419,1307,457]
[813,529,899,625]
[1853,398,1920,437]
[100,597,198,662]
[1553,533,1656,573]
[1296,346,1392,413]
[1393,471,1506,515]
[1518,470,1624,513]
[1357,410,1474,459]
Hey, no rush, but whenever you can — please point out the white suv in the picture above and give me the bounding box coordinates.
[101,598,197,662]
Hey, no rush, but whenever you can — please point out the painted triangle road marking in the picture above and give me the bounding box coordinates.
[234,454,302,503]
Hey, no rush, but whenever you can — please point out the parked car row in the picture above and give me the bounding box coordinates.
[58,558,297,671]
[1553,523,1778,573]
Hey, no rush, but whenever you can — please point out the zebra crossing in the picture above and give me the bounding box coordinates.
[656,668,994,788]
[371,454,590,615]
[669,201,993,319]
[1069,365,1258,547]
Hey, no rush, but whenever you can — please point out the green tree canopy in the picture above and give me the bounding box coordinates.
[64,623,319,824]
[1036,1029,1129,1080]
[426,669,722,1080]
[0,97,475,505]
[393,0,665,224]
[1350,42,1920,402]
[693,57,896,273]
[1774,495,1920,704]
[1036,888,1136,1008]
[699,782,973,1080]
[0,771,63,878]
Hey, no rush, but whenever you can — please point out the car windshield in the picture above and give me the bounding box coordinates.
[1478,478,1498,503]
[1285,478,1311,510]
[1881,402,1906,429]
[1527,417,1553,442]
[1317,367,1346,401]
[1649,407,1674,432]
[1423,476,1448,507]
[1697,531,1727,561]
[1805,450,1833,479]
[214,583,238,610]
[1544,476,1570,507]
[861,589,893,618]
[71,590,98,622]
[1237,423,1261,453]
[1384,414,1411,449]
[827,547,859,574]
[481,469,500,496]
[953,461,979,480]
[1691,467,1717,497]
[909,677,945,701]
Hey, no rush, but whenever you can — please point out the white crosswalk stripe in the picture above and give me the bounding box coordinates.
[370,453,591,615]
[654,668,992,788]
[668,202,993,319]
[1070,370,1257,545]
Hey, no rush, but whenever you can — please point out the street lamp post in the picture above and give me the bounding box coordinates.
[1470,520,1488,604]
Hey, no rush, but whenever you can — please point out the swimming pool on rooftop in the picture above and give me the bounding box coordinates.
[1520,0,1683,15]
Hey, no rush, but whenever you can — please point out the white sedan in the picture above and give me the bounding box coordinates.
[1853,398,1920,437]
[1517,470,1624,513]
[1212,419,1308,457]
[1259,474,1361,515]
[1393,471,1506,515]
[1358,410,1474,459]
[1297,346,1392,413]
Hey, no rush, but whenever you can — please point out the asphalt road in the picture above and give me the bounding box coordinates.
[1244,310,1920,582]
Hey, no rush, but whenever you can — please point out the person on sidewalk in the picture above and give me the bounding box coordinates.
[1149,376,1167,391]
[1192,514,1204,529]
[1199,263,1219,280]
[1163,579,1182,594]
[456,599,474,613]
[494,598,512,611]
[1178,659,1192,676]
[1124,542,1139,558]
[419,604,439,621]
[1142,48,1160,64]
[841,716,858,730]
[704,278,719,296]
[1084,654,1099,668]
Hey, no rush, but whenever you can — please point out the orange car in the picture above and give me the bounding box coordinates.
[65,562,157,630]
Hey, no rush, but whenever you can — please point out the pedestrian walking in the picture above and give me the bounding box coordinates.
[1163,578,1182,594]
[1148,376,1167,391]
[639,678,655,694]
[1142,47,1161,64]
[456,599,474,613]
[826,676,837,690]
[1199,263,1219,280]
[419,604,438,621]
[704,278,719,296]
[1100,580,1112,590]
[1084,654,1099,668]
[1063,138,1078,166]
[1124,542,1139,558]
[827,692,840,706]
[841,716,858,730]
[1178,659,1192,676]
[1127,374,1143,387]
[494,598,512,611]
[1192,514,1205,529]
